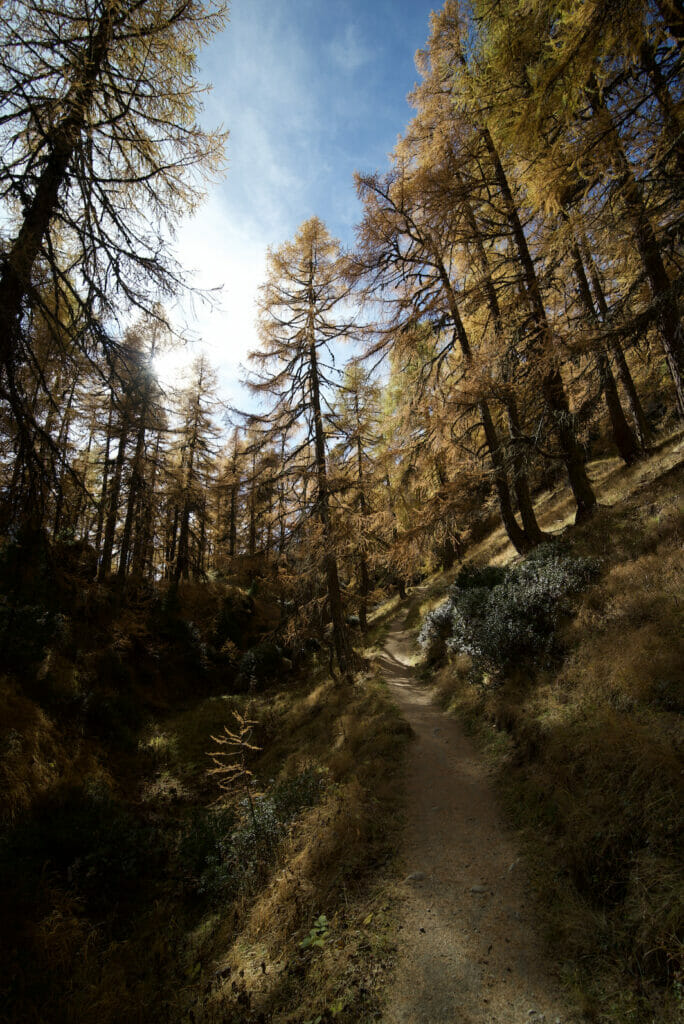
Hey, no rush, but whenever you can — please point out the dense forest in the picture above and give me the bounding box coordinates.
[0,1,681,1023]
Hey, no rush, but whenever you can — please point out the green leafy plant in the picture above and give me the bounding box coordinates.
[177,806,237,901]
[299,914,330,950]
[271,765,325,820]
[189,763,327,905]
[302,996,344,1023]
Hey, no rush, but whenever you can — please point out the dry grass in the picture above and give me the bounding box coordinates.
[0,679,109,825]
[196,673,411,1023]
[0,682,63,824]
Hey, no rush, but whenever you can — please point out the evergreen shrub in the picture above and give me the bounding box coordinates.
[418,544,599,681]
[178,766,325,904]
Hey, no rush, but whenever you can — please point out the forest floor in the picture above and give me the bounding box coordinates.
[375,614,577,1024]
[1,432,680,1024]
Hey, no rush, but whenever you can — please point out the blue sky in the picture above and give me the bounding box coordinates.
[163,0,439,402]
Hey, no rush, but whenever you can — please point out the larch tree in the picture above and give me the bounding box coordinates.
[350,166,544,552]
[170,354,219,582]
[116,318,167,580]
[469,0,683,415]
[329,360,382,632]
[97,339,148,580]
[214,428,244,563]
[0,0,228,446]
[416,4,597,519]
[245,217,355,675]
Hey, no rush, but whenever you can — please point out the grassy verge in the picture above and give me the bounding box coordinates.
[425,454,683,1023]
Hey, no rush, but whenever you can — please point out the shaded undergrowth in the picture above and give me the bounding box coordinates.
[0,653,409,1023]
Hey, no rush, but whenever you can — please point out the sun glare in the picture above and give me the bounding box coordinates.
[153,345,195,388]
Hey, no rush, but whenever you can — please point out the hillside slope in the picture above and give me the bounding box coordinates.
[387,432,683,1024]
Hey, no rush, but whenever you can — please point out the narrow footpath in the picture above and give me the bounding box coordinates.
[376,611,581,1024]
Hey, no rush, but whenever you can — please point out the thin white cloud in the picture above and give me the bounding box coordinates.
[328,22,373,73]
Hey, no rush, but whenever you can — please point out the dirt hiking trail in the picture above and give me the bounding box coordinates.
[376,610,581,1024]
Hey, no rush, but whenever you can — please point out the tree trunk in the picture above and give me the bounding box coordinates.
[433,257,533,550]
[76,424,95,543]
[460,189,547,544]
[52,379,77,536]
[118,417,146,579]
[481,127,597,519]
[0,5,116,369]
[228,440,240,557]
[570,240,642,464]
[480,401,533,552]
[175,497,192,582]
[132,431,161,578]
[356,430,370,632]
[94,397,114,568]
[581,241,652,448]
[119,349,157,579]
[229,482,238,556]
[98,413,129,581]
[588,77,684,417]
[501,394,548,541]
[307,322,352,674]
[198,510,207,577]
[639,40,684,176]
[174,374,203,584]
[166,507,179,579]
[384,475,407,600]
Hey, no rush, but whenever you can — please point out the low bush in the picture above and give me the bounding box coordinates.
[419,544,599,681]
[418,601,456,665]
[0,599,66,673]
[237,641,288,691]
[177,805,238,902]
[177,766,326,905]
[271,764,325,820]
[210,589,254,649]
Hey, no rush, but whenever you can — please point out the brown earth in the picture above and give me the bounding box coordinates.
[376,615,583,1024]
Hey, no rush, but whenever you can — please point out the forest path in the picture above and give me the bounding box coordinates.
[375,609,579,1024]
